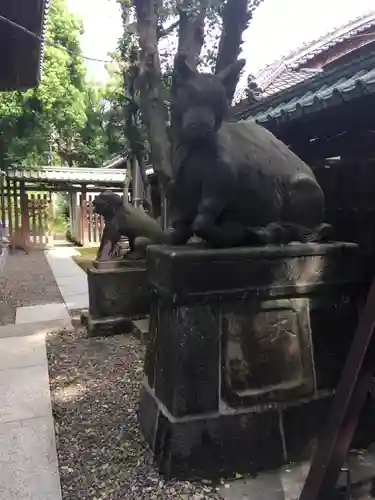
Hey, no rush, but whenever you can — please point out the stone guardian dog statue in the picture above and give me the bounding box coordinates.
[168,55,331,247]
[93,191,166,261]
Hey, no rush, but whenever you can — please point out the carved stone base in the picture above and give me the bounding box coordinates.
[87,258,150,337]
[138,242,368,479]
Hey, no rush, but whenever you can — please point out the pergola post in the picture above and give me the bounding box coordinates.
[132,157,142,208]
[6,176,12,236]
[67,191,75,241]
[19,181,29,242]
[80,188,88,246]
[4,166,127,246]
[47,192,54,247]
[0,170,5,229]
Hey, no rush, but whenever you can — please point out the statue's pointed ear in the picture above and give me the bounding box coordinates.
[174,53,196,81]
[217,59,246,96]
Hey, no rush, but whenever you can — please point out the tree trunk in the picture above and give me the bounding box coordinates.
[169,0,208,179]
[132,0,172,186]
[215,0,250,102]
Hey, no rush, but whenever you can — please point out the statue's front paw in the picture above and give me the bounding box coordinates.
[192,215,211,239]
[244,227,271,245]
[168,228,191,245]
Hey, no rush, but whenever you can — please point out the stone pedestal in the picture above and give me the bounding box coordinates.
[138,242,366,479]
[87,258,150,337]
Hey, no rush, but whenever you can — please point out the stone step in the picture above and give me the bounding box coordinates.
[0,319,72,339]
[132,318,149,344]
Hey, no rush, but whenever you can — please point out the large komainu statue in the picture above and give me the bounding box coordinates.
[95,57,331,257]
[168,55,331,247]
[93,191,166,261]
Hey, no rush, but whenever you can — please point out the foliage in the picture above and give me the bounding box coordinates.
[101,60,128,156]
[111,0,265,209]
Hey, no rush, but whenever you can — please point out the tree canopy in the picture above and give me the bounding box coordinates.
[110,0,264,219]
[0,0,122,168]
[0,0,264,176]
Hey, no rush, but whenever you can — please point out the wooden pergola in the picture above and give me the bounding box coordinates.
[1,166,127,248]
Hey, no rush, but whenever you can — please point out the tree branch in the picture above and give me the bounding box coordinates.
[215,0,264,102]
[176,0,207,68]
[157,20,179,39]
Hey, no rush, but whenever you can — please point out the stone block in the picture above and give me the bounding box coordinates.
[0,416,61,500]
[139,242,364,479]
[0,365,51,424]
[132,318,150,344]
[282,396,334,462]
[87,259,150,337]
[0,319,72,340]
[0,333,46,370]
[138,383,285,479]
[15,303,70,325]
[64,292,89,311]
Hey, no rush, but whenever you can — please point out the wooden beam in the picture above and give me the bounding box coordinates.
[19,184,125,193]
[292,131,375,163]
[283,93,375,141]
[299,277,375,499]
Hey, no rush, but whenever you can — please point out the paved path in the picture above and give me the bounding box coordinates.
[0,318,70,499]
[45,247,89,311]
[0,246,87,499]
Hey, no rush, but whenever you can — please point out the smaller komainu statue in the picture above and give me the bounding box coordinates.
[93,191,166,261]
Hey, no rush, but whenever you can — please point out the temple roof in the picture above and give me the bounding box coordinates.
[0,0,49,90]
[235,11,375,103]
[259,68,322,98]
[6,166,127,186]
[233,49,375,127]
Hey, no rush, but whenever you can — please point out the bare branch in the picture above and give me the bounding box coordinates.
[215,0,249,74]
[157,20,179,39]
[215,0,264,102]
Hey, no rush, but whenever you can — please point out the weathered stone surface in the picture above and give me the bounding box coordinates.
[282,396,334,462]
[147,243,361,302]
[87,259,150,336]
[221,298,314,406]
[139,383,285,479]
[154,304,220,416]
[139,242,365,479]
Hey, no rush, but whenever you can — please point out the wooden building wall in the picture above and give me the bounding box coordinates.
[313,160,375,278]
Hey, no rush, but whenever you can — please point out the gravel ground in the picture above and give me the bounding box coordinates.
[47,327,222,500]
[0,250,62,325]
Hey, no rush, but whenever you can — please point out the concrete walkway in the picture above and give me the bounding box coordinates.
[0,246,87,498]
[0,317,70,499]
[45,247,89,311]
